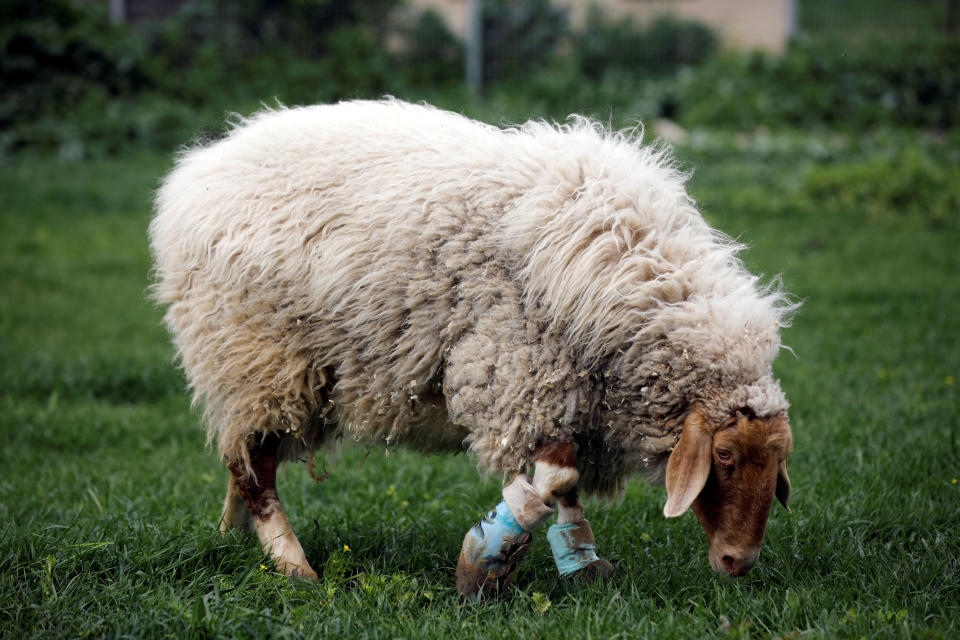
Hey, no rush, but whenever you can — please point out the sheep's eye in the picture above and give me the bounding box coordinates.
[716,449,733,464]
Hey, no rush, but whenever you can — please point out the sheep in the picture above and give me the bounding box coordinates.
[150,98,795,595]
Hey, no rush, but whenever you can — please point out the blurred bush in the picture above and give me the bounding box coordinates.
[803,147,960,228]
[3,0,959,158]
[481,0,568,84]
[673,37,960,130]
[394,9,463,86]
[0,0,152,153]
[574,7,718,80]
[1,0,412,156]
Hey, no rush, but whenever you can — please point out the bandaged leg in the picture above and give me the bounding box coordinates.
[547,489,614,581]
[456,473,554,597]
[533,442,614,581]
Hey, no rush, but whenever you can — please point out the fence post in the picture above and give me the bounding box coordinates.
[109,0,125,24]
[787,0,797,39]
[466,0,483,92]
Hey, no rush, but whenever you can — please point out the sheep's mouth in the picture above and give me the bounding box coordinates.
[708,545,759,577]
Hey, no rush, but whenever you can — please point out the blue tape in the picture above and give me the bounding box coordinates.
[547,522,601,577]
[463,500,525,562]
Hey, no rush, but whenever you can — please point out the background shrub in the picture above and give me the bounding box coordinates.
[395,9,464,87]
[803,147,960,228]
[575,8,718,80]
[481,0,568,85]
[3,0,959,157]
[673,37,960,130]
[0,0,150,153]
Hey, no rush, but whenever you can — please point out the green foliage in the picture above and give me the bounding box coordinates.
[4,0,960,158]
[799,0,955,41]
[0,0,151,153]
[575,8,718,80]
[0,0,415,156]
[395,10,464,86]
[803,147,960,228]
[674,37,960,130]
[482,0,568,84]
[137,0,402,101]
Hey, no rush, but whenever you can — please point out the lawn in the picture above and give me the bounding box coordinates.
[1,127,958,638]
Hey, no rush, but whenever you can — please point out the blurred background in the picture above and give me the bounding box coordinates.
[2,3,959,637]
[2,0,958,158]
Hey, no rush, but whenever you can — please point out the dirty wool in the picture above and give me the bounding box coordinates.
[150,99,793,495]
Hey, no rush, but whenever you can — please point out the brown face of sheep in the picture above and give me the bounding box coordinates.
[663,409,792,577]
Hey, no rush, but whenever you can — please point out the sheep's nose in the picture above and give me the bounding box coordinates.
[711,546,758,577]
[721,554,753,576]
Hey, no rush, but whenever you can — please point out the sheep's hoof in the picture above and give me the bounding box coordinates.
[456,531,531,598]
[290,568,319,581]
[456,501,532,598]
[283,564,320,581]
[571,557,615,583]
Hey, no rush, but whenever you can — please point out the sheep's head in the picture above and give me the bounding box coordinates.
[663,407,792,576]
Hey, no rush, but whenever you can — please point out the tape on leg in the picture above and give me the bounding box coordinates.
[463,499,524,560]
[456,499,531,597]
[502,474,555,531]
[547,519,602,577]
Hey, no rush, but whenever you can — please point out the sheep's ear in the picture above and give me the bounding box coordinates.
[663,409,713,518]
[775,460,791,512]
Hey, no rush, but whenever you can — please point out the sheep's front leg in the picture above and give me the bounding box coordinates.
[225,434,319,580]
[456,441,612,597]
[534,442,614,582]
[455,472,554,597]
[547,487,615,581]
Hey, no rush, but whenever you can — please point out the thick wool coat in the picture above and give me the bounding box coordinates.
[150,99,791,494]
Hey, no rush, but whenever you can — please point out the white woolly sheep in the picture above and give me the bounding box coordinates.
[150,99,794,595]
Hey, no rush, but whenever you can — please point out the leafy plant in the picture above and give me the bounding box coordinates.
[674,37,960,130]
[482,0,568,84]
[575,7,718,80]
[803,147,960,228]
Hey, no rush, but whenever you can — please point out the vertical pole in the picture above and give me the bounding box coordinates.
[109,0,125,24]
[466,0,483,92]
[786,0,797,39]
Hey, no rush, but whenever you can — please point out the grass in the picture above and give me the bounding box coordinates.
[1,128,958,639]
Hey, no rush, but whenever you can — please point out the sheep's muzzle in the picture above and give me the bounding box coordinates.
[664,409,792,577]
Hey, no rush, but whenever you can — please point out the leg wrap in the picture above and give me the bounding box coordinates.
[456,475,554,597]
[547,519,606,577]
[502,474,556,531]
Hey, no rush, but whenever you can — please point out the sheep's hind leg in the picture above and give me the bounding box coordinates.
[226,433,319,580]
[220,475,253,534]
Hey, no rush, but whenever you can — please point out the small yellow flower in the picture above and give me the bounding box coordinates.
[946,375,955,386]
[343,544,351,552]
[952,479,958,485]
[259,564,267,570]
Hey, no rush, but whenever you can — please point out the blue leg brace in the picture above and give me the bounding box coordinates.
[456,474,556,598]
[456,500,530,597]
[464,500,525,561]
[547,520,604,577]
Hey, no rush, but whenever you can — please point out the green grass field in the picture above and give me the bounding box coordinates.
[1,129,958,638]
